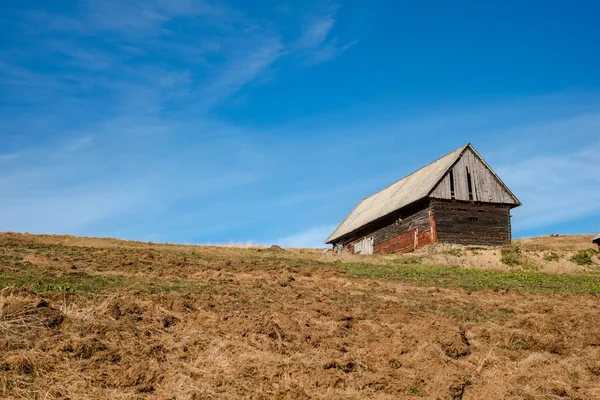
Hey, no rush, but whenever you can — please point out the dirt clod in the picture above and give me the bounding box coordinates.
[449,379,471,400]
[441,328,471,359]
[162,315,179,328]
[74,338,108,359]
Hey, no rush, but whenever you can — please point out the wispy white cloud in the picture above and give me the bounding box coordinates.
[299,15,335,48]
[201,36,284,107]
[8,1,357,122]
[273,225,336,248]
[49,40,121,71]
[295,11,357,65]
[13,2,291,113]
[0,153,19,162]
[497,142,600,232]
[29,0,227,38]
[0,180,155,235]
[303,39,358,65]
[60,135,95,153]
[0,121,268,236]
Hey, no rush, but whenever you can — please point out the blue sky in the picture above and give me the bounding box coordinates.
[1,1,599,247]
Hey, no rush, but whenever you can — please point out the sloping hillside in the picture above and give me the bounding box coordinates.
[515,234,595,251]
[1,233,599,399]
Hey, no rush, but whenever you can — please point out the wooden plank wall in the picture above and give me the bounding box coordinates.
[431,199,511,246]
[372,207,430,246]
[372,207,433,254]
[338,191,513,254]
[374,227,434,254]
[433,173,451,198]
[341,202,433,254]
[430,148,516,205]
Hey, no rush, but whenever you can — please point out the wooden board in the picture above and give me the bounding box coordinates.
[342,201,433,254]
[431,199,511,246]
[430,147,517,205]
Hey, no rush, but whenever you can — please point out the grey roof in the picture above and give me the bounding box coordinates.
[325,144,468,244]
[593,231,600,242]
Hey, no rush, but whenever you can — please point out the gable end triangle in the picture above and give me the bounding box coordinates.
[428,145,520,206]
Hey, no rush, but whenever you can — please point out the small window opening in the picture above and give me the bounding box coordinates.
[467,216,478,222]
[353,241,362,254]
[466,167,473,201]
[449,170,455,199]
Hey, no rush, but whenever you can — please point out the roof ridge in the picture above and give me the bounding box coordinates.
[325,143,470,244]
[358,143,469,202]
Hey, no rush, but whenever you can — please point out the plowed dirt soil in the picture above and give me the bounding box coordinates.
[1,233,599,399]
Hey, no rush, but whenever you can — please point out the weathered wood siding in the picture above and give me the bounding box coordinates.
[338,199,512,253]
[372,207,433,254]
[430,147,517,205]
[431,199,511,246]
[342,201,434,254]
[373,227,434,254]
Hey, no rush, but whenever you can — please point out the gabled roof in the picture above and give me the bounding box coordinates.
[593,231,600,243]
[325,145,467,244]
[325,144,519,244]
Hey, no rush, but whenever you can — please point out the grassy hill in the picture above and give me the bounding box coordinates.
[1,232,599,399]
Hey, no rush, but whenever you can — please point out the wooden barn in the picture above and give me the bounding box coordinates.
[593,231,600,250]
[325,144,521,254]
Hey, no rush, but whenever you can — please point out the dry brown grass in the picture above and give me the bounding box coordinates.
[408,236,600,274]
[515,234,595,251]
[1,232,600,399]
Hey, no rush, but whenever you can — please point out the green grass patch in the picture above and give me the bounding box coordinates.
[189,250,212,260]
[339,262,600,295]
[501,246,522,267]
[570,249,598,266]
[544,251,561,262]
